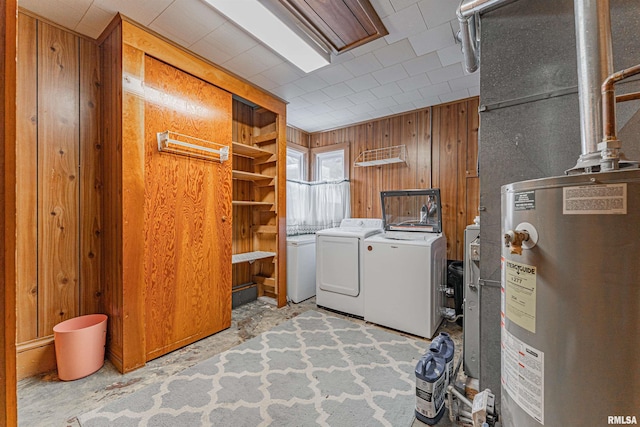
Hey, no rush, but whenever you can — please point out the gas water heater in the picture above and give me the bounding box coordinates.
[500,169,640,426]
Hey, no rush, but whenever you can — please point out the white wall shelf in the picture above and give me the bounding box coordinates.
[354,144,407,167]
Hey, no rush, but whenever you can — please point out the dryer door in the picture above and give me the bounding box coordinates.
[317,235,360,296]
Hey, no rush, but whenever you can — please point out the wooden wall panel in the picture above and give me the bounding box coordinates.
[16,13,103,379]
[143,56,232,360]
[287,126,310,148]
[37,22,79,334]
[1,0,18,422]
[99,22,124,369]
[309,99,479,260]
[120,42,146,370]
[79,37,102,315]
[16,14,38,343]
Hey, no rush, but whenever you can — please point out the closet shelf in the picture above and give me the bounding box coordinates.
[233,170,273,181]
[354,144,406,167]
[232,141,272,159]
[232,201,273,207]
[232,251,276,264]
[253,131,277,145]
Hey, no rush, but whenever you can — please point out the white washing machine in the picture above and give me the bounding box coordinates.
[315,218,384,317]
[363,189,447,339]
[286,234,316,303]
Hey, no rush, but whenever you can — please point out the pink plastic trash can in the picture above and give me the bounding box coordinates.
[53,314,107,381]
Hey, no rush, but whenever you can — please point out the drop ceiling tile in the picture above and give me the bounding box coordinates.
[74,5,114,39]
[326,97,355,110]
[427,62,464,84]
[314,65,355,86]
[371,0,396,18]
[294,75,329,93]
[342,53,384,77]
[418,81,452,98]
[437,44,463,67]
[409,22,456,56]
[287,97,313,111]
[413,95,442,109]
[390,102,420,114]
[372,64,409,85]
[300,90,332,104]
[189,37,234,65]
[329,108,358,120]
[222,45,281,78]
[371,82,404,98]
[448,73,480,92]
[389,0,421,12]
[382,4,426,45]
[392,90,423,104]
[261,63,305,86]
[307,103,335,115]
[250,74,279,91]
[368,97,398,109]
[370,107,395,119]
[270,83,306,100]
[348,90,377,105]
[373,39,416,67]
[396,73,431,92]
[93,0,174,26]
[439,88,470,103]
[418,0,460,29]
[206,22,258,57]
[322,83,355,100]
[20,0,92,31]
[348,103,376,115]
[350,37,389,57]
[149,0,225,47]
[401,52,442,76]
[468,86,480,97]
[330,51,356,65]
[345,74,380,93]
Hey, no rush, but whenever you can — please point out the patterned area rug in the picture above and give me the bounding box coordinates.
[78,311,427,426]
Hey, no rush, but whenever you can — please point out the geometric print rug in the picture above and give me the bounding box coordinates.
[78,311,428,427]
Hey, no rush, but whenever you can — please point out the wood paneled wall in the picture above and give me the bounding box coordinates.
[15,13,102,379]
[309,97,479,260]
[2,0,18,422]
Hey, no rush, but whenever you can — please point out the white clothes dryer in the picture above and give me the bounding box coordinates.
[315,218,383,317]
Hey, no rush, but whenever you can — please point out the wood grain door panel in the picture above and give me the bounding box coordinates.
[143,56,232,360]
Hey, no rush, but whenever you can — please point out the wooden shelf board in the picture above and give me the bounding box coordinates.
[255,225,277,234]
[231,251,276,264]
[232,201,273,207]
[253,131,277,145]
[232,141,272,159]
[232,170,273,181]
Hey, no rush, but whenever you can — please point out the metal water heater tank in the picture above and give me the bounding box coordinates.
[500,168,640,426]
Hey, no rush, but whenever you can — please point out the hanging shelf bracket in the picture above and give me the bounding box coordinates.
[157,131,229,162]
[354,144,407,167]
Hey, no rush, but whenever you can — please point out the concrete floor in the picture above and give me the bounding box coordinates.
[18,298,463,427]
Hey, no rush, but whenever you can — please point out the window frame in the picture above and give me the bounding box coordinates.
[311,142,350,182]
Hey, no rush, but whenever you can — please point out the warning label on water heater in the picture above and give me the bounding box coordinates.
[563,183,627,215]
[505,260,537,333]
[501,329,545,424]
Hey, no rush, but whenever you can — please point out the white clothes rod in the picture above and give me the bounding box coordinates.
[157,131,229,162]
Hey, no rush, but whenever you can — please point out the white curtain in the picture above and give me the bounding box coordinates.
[286,180,351,236]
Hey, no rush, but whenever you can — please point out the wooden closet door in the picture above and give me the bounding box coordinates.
[143,56,232,360]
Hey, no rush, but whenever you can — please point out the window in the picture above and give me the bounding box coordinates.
[311,143,349,182]
[287,147,306,181]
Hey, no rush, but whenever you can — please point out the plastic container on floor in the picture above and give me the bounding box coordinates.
[429,332,455,386]
[53,314,108,381]
[415,347,447,425]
